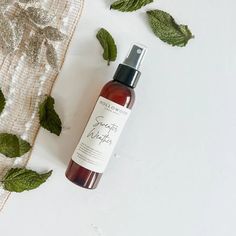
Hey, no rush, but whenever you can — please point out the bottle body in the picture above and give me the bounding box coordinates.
[65,80,135,189]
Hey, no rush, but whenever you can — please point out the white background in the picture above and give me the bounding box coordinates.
[1,0,236,235]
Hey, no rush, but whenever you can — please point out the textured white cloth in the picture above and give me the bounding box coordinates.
[0,0,84,211]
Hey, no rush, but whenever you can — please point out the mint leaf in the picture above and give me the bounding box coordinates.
[0,88,5,114]
[2,168,52,192]
[147,10,194,47]
[96,28,117,65]
[39,95,62,136]
[0,133,31,158]
[111,0,153,12]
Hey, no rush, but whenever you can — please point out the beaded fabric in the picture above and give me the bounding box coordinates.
[0,0,84,211]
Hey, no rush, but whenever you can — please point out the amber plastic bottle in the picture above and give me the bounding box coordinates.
[66,44,146,189]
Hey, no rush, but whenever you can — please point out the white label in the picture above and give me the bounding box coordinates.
[72,96,131,173]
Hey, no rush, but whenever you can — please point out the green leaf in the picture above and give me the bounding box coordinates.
[0,88,5,114]
[2,168,52,192]
[147,10,194,47]
[39,96,62,136]
[96,28,117,65]
[0,133,31,158]
[111,0,153,12]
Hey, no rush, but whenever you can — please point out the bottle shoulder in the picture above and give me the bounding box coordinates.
[100,81,135,109]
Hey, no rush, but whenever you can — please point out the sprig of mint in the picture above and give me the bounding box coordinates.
[39,95,62,136]
[1,168,52,192]
[0,88,5,114]
[110,0,153,12]
[147,9,194,47]
[0,133,31,158]
[96,28,117,65]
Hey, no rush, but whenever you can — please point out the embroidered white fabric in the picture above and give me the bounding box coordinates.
[0,0,84,211]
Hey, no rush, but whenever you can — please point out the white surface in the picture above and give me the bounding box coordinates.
[1,0,236,235]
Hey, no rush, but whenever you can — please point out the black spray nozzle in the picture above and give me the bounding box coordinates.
[113,44,147,88]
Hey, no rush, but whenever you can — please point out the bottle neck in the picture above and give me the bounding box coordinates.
[113,64,141,88]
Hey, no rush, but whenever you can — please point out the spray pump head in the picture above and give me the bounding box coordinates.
[113,44,147,88]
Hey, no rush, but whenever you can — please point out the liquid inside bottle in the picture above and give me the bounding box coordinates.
[65,44,146,189]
